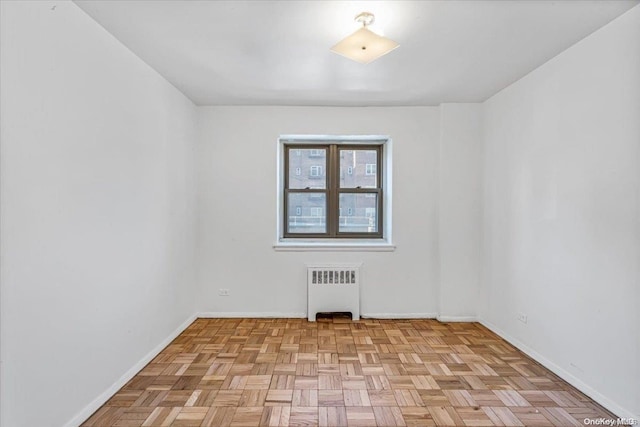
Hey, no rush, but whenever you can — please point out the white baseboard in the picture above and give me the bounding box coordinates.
[479,319,638,420]
[199,312,444,321]
[63,314,197,427]
[198,312,306,318]
[361,312,438,319]
[198,312,440,320]
[436,315,478,322]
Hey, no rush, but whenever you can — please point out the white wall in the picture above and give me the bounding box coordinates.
[197,106,441,317]
[481,5,640,419]
[438,104,482,320]
[0,2,198,426]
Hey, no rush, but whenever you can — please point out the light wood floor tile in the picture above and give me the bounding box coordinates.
[373,406,406,426]
[213,390,243,407]
[291,389,318,407]
[173,406,208,426]
[368,390,397,406]
[494,390,531,407]
[394,389,424,407]
[201,406,236,427]
[265,390,293,406]
[343,389,371,406]
[239,390,268,407]
[318,406,347,427]
[400,406,435,426]
[231,407,264,427]
[346,407,376,426]
[428,406,464,426]
[483,407,524,426]
[318,375,342,390]
[141,407,180,427]
[289,407,318,426]
[317,390,343,407]
[511,407,555,426]
[456,407,494,426]
[260,406,290,427]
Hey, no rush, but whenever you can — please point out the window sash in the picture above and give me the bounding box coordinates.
[284,144,383,238]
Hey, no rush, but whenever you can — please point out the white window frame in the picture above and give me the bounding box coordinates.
[365,163,376,176]
[275,135,394,251]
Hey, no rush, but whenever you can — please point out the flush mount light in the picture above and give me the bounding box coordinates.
[330,12,399,64]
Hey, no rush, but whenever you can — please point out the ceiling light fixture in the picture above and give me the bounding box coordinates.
[330,12,399,64]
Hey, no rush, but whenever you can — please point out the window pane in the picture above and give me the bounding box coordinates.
[339,193,378,233]
[288,148,326,189]
[288,193,326,234]
[340,149,377,188]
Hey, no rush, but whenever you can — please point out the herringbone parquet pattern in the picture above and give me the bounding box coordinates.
[82,317,616,426]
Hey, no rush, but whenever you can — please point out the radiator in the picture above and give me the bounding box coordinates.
[307,264,360,321]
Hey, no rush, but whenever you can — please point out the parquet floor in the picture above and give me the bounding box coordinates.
[82,317,616,426]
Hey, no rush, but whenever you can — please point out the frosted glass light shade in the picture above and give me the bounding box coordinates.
[331,27,399,64]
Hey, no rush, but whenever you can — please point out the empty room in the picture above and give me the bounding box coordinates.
[1,0,639,426]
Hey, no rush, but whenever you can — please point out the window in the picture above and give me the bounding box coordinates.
[310,165,323,177]
[295,167,301,176]
[283,143,383,238]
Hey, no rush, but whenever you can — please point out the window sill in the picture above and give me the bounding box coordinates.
[273,240,396,252]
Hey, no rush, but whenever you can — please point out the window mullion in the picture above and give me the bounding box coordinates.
[327,144,338,237]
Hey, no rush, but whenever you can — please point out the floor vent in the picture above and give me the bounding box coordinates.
[307,264,360,322]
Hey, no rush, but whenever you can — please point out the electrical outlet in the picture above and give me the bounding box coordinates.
[218,289,230,296]
[517,313,528,323]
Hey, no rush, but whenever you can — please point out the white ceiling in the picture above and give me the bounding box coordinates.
[74,0,638,106]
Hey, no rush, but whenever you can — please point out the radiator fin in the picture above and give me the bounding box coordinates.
[309,267,358,285]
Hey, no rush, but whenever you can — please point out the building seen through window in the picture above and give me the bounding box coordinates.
[284,145,381,237]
